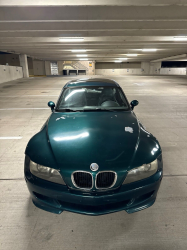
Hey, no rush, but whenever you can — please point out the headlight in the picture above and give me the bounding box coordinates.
[30,160,66,185]
[123,159,158,185]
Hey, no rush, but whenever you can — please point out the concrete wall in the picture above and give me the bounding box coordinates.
[96,62,141,69]
[141,62,187,76]
[33,60,45,75]
[0,65,23,84]
[0,54,20,67]
[96,66,187,76]
[95,68,142,75]
[0,54,34,76]
[160,67,187,75]
[57,60,95,75]
[95,62,141,75]
[79,60,95,75]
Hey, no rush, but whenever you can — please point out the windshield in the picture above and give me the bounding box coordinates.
[56,86,129,111]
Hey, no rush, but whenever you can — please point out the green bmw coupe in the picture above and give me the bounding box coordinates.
[24,78,163,215]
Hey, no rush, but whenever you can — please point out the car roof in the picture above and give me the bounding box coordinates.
[64,78,119,88]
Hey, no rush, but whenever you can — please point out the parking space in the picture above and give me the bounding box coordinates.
[0,75,187,250]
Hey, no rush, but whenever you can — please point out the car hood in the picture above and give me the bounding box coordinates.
[47,111,139,173]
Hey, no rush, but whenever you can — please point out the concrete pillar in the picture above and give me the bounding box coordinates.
[57,61,63,75]
[45,61,51,75]
[149,62,161,75]
[141,62,150,75]
[87,60,95,75]
[186,67,187,75]
[92,60,95,75]
[19,54,29,78]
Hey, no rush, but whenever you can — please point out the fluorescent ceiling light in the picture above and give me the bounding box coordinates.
[174,36,187,41]
[115,60,122,63]
[142,49,157,52]
[59,38,84,42]
[126,54,137,56]
[79,58,88,60]
[76,54,88,57]
[71,49,87,52]
[119,58,127,60]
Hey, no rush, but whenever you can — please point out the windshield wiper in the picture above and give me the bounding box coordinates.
[57,108,126,112]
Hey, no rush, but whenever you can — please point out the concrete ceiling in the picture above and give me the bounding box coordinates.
[0,0,187,62]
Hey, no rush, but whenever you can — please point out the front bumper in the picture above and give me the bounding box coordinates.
[25,168,163,215]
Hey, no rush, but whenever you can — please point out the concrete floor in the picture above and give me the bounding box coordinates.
[0,75,187,250]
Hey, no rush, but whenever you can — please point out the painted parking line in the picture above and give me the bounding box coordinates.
[0,137,22,139]
[0,95,58,97]
[133,83,144,86]
[0,108,49,110]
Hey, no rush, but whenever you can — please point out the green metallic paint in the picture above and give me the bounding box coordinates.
[24,78,163,215]
[48,101,55,111]
[25,110,161,192]
[130,100,139,110]
[25,160,162,215]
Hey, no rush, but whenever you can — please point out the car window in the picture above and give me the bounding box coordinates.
[57,87,129,111]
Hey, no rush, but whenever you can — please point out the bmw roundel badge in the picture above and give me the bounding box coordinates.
[90,163,99,171]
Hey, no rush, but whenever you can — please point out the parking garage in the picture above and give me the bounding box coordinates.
[0,1,187,250]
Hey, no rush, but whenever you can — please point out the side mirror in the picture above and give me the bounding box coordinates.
[48,101,55,111]
[130,100,139,110]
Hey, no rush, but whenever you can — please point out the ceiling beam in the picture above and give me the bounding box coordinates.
[1,6,187,22]
[151,54,187,62]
